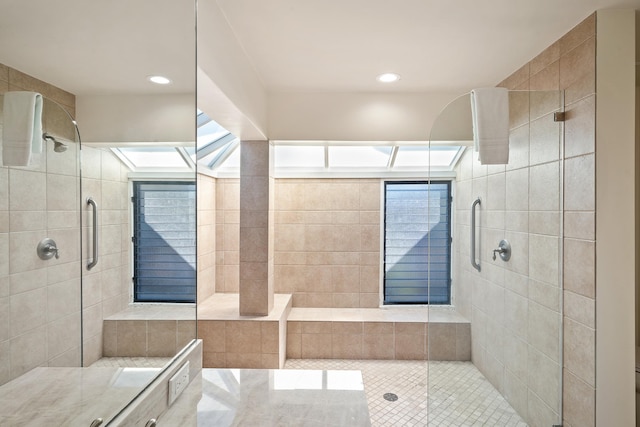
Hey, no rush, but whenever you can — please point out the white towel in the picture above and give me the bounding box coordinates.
[2,91,43,166]
[470,87,509,165]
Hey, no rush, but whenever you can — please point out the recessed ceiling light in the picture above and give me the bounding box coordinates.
[148,75,172,85]
[376,73,400,83]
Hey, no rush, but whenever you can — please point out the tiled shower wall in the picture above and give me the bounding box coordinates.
[0,64,131,383]
[273,179,381,308]
[215,178,239,293]
[453,14,596,427]
[197,173,216,302]
[80,146,130,365]
[212,178,381,308]
[0,64,80,384]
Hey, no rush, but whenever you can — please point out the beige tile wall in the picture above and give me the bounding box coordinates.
[273,179,381,308]
[0,64,83,384]
[452,14,596,427]
[200,319,283,369]
[214,177,381,309]
[287,320,470,361]
[0,64,132,383]
[215,178,240,293]
[103,319,195,357]
[239,141,274,315]
[198,293,291,369]
[80,146,131,365]
[197,173,216,302]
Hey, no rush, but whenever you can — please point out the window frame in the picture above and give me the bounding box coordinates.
[130,179,197,304]
[382,179,454,305]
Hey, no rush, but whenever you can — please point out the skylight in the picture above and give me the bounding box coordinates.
[197,119,230,149]
[117,147,187,168]
[329,146,392,168]
[271,142,465,178]
[275,146,325,168]
[393,146,462,168]
[110,110,466,178]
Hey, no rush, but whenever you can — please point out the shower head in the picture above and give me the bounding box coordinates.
[42,133,68,153]
[53,141,67,153]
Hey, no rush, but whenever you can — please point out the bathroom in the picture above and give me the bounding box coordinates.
[0,1,638,426]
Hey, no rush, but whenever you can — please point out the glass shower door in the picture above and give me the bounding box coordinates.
[427,90,564,426]
[0,92,84,424]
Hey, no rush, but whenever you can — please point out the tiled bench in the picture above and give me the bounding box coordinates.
[103,305,196,358]
[286,307,471,361]
[198,293,293,369]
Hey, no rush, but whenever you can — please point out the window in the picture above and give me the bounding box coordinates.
[383,181,452,304]
[272,142,465,178]
[132,181,196,303]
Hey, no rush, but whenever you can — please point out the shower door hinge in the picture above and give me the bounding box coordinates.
[553,111,566,122]
[131,236,137,244]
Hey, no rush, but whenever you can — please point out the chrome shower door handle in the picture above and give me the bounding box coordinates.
[87,197,98,270]
[470,197,481,272]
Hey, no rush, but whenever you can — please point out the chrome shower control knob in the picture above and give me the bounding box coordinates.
[37,238,60,260]
[50,245,60,259]
[492,239,511,262]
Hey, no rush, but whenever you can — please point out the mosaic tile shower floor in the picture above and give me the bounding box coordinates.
[284,359,527,427]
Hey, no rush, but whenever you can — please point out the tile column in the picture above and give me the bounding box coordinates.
[239,140,274,316]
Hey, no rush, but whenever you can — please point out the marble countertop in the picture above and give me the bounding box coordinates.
[0,366,161,426]
[159,368,372,426]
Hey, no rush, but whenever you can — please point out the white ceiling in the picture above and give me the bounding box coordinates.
[0,0,196,95]
[0,0,637,95]
[216,0,640,93]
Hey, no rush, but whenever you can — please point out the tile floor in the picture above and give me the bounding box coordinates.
[284,359,527,427]
[92,357,528,425]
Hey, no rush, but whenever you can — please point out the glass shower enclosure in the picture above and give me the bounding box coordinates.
[427,89,565,426]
